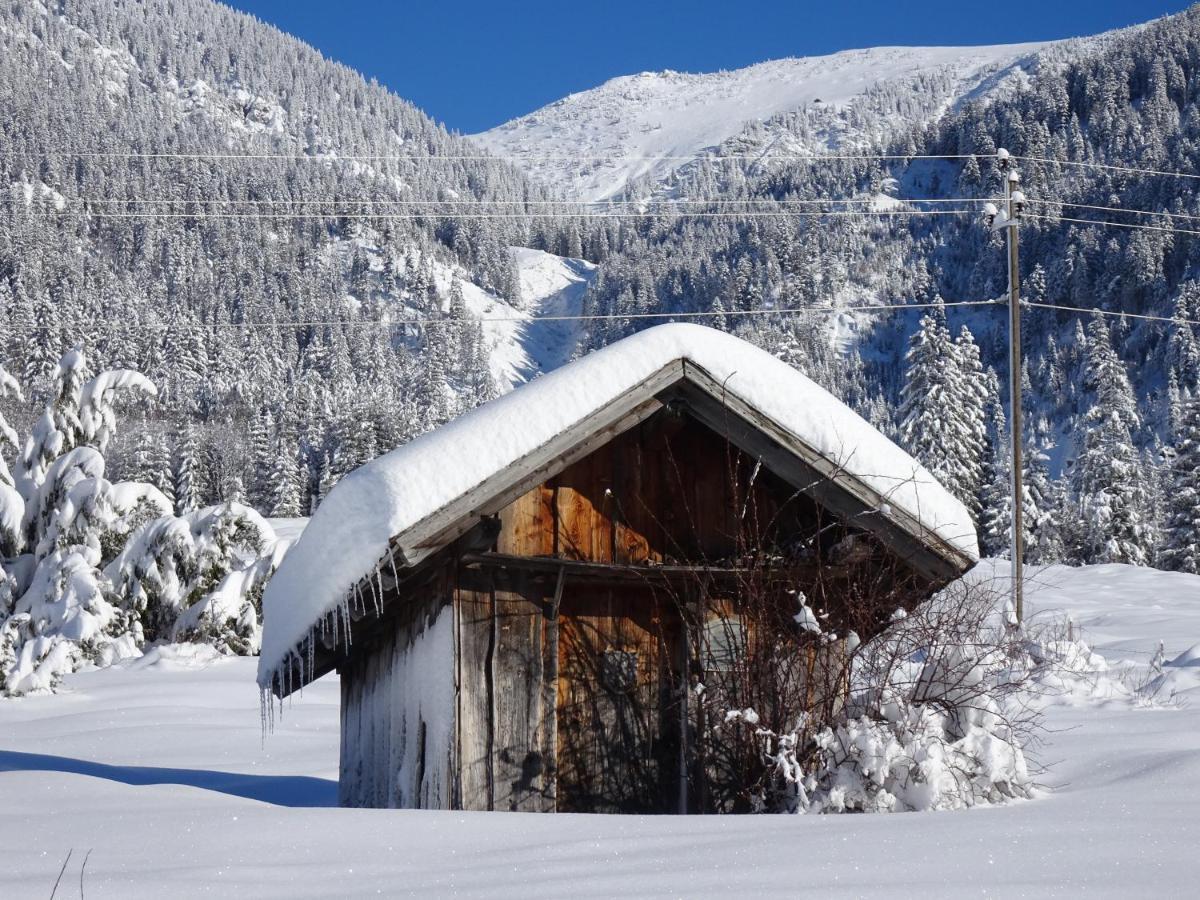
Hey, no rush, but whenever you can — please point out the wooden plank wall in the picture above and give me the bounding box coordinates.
[452,410,832,814]
[495,414,820,568]
[456,567,556,812]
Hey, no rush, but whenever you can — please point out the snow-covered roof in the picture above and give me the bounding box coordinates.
[259,324,979,688]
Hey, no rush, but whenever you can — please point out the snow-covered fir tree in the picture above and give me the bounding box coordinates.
[267,441,304,519]
[128,429,175,507]
[173,427,203,515]
[898,305,987,517]
[1068,318,1154,566]
[0,349,286,695]
[1159,398,1200,573]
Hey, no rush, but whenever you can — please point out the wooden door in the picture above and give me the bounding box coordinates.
[555,585,684,813]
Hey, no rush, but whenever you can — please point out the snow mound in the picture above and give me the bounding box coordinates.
[259,323,978,688]
[126,642,226,672]
[1168,643,1200,668]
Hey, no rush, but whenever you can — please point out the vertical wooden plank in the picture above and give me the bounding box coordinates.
[554,584,683,813]
[541,574,560,811]
[492,569,551,811]
[497,484,555,557]
[338,660,355,807]
[613,426,652,564]
[455,572,495,810]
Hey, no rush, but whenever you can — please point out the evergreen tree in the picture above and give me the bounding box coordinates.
[1068,318,1153,565]
[899,304,955,477]
[1159,399,1200,573]
[948,326,989,518]
[128,428,175,506]
[173,427,202,515]
[267,440,303,518]
[249,409,276,509]
[899,305,986,513]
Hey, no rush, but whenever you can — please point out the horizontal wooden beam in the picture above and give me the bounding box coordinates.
[458,551,838,584]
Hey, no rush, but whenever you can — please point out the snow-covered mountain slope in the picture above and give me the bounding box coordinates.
[323,237,594,389]
[1,562,1196,896]
[467,248,596,388]
[474,42,1056,200]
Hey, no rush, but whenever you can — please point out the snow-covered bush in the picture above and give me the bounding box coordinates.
[106,502,278,654]
[718,574,1046,814]
[0,351,286,695]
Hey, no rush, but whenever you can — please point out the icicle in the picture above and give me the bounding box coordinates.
[367,574,379,617]
[375,566,385,614]
[340,594,352,648]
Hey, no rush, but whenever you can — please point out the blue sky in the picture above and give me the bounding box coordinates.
[226,1,1192,133]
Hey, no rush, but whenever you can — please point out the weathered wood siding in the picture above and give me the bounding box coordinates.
[456,568,557,811]
[556,586,683,813]
[495,413,823,566]
[339,587,455,809]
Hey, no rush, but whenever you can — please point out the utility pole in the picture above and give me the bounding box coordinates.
[985,149,1026,624]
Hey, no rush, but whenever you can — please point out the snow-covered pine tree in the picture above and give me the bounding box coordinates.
[2,347,288,694]
[173,427,202,515]
[1159,398,1200,573]
[899,304,954,473]
[1024,444,1064,564]
[267,439,303,518]
[979,399,1012,558]
[948,326,989,518]
[128,429,175,507]
[248,408,276,510]
[899,303,986,514]
[0,363,23,611]
[1070,318,1154,565]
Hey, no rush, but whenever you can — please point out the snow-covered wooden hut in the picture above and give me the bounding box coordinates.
[259,324,978,814]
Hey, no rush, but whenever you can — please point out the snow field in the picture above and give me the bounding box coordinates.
[3,562,1198,896]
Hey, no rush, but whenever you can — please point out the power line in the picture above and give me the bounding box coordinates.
[8,150,994,163]
[18,147,1200,182]
[1024,299,1200,328]
[1024,211,1200,237]
[0,299,1003,333]
[0,196,996,207]
[10,208,983,221]
[1030,199,1200,224]
[16,294,1190,334]
[1014,154,1200,181]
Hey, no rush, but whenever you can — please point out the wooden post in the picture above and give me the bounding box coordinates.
[1001,153,1025,624]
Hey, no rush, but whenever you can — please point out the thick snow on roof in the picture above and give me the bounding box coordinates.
[258,324,978,685]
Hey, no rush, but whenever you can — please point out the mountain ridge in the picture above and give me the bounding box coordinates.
[472,25,1141,201]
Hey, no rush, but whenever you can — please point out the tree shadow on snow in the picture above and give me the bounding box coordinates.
[0,750,337,807]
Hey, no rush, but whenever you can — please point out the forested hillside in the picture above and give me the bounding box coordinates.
[567,6,1200,570]
[0,0,579,517]
[2,0,1198,574]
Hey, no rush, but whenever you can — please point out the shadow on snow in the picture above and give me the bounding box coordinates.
[0,750,337,807]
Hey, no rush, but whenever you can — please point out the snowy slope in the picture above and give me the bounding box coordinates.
[461,248,596,389]
[474,42,1054,200]
[2,562,1198,897]
[325,234,594,390]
